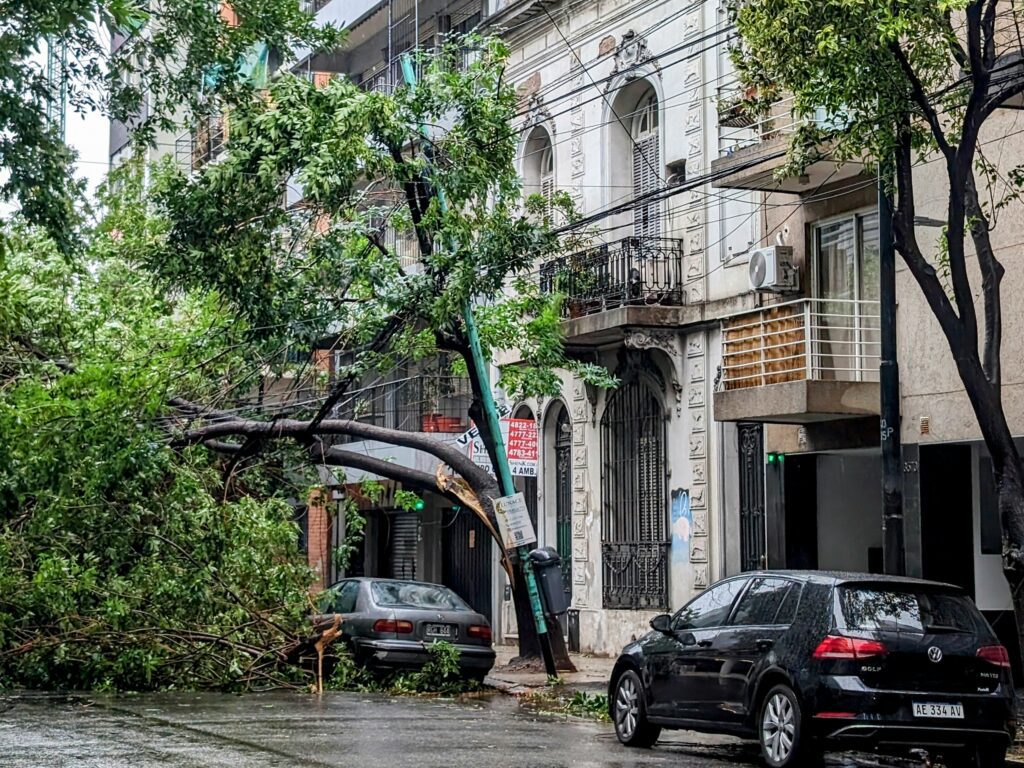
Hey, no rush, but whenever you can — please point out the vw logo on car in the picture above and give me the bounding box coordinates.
[928,646,944,663]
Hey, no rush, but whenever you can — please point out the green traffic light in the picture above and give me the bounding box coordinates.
[413,497,425,511]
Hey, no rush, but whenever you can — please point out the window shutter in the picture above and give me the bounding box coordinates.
[633,134,660,238]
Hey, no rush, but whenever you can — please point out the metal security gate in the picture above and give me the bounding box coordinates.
[601,368,669,610]
[387,512,418,580]
[738,422,766,571]
[442,508,493,618]
[555,408,573,603]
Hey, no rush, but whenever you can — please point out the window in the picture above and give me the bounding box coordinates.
[673,578,748,630]
[731,578,797,626]
[523,126,555,218]
[839,587,981,634]
[325,580,359,613]
[812,211,880,381]
[630,90,661,238]
[371,581,470,610]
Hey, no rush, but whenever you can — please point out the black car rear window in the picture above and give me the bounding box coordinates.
[839,586,981,634]
[371,582,470,611]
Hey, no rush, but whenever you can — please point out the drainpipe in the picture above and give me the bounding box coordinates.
[879,167,906,576]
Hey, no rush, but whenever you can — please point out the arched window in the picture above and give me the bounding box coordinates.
[629,89,661,237]
[601,359,668,610]
[522,126,555,216]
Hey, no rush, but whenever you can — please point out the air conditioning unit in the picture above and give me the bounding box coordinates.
[748,245,799,293]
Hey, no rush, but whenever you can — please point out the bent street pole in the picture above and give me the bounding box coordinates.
[400,55,557,676]
[879,167,906,576]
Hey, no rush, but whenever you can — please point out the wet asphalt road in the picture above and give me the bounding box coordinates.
[0,691,887,768]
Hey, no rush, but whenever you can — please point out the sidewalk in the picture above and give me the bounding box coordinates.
[484,644,614,695]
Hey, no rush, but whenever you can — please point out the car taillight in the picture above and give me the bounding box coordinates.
[977,644,1011,668]
[812,635,887,660]
[468,624,492,642]
[373,619,413,634]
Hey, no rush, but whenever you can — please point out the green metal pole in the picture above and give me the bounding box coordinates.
[400,55,557,676]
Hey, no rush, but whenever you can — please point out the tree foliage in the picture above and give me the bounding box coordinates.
[0,215,320,690]
[0,0,341,252]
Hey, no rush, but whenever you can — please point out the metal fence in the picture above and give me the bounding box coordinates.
[538,236,685,319]
[331,375,472,438]
[720,298,881,390]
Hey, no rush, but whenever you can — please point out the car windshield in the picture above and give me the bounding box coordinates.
[839,586,980,634]
[370,581,470,611]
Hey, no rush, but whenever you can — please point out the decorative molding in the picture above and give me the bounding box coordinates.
[572,423,585,446]
[610,30,657,82]
[623,329,680,358]
[693,564,709,589]
[693,508,708,534]
[686,335,704,358]
[573,446,588,467]
[690,536,708,563]
[523,92,552,132]
[691,409,705,433]
[691,485,706,510]
[691,461,707,485]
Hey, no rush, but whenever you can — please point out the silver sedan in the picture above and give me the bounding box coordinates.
[315,577,496,680]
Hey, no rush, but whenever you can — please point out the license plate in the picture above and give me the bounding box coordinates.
[425,623,454,638]
[913,702,964,719]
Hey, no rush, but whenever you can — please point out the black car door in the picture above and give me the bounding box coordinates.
[712,577,801,724]
[661,577,750,720]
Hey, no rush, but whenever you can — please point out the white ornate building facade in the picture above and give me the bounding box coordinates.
[489,0,759,654]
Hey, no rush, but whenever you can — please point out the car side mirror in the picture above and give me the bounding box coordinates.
[650,614,673,634]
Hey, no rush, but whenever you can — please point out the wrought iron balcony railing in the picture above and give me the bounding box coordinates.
[538,236,685,319]
[601,541,670,610]
[719,298,881,390]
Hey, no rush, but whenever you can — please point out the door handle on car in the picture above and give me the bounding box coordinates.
[756,639,774,651]
[697,639,714,648]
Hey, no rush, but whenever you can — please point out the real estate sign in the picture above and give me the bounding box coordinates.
[492,492,537,550]
[455,416,538,477]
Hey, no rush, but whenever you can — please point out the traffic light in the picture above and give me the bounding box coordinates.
[767,451,785,465]
[413,497,425,512]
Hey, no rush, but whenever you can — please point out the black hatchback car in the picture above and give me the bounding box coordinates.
[609,571,1015,767]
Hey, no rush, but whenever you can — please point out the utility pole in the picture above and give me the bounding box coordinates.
[878,166,905,576]
[400,55,558,676]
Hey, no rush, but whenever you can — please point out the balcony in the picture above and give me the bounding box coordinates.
[536,236,685,344]
[714,299,881,424]
[174,114,228,174]
[331,375,472,439]
[712,80,865,193]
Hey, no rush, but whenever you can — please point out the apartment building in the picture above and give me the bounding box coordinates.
[488,0,763,654]
[707,10,1024,662]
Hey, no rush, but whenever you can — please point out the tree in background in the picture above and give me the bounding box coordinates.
[0,0,340,252]
[730,0,1024,656]
[148,38,609,667]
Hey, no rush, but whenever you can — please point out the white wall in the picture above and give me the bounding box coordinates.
[972,444,1013,611]
[815,453,882,572]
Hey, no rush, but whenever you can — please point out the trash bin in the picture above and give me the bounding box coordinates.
[529,546,570,616]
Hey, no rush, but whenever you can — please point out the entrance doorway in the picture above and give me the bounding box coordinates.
[442,507,493,618]
[920,444,974,594]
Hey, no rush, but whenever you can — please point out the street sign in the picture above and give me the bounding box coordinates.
[493,492,537,550]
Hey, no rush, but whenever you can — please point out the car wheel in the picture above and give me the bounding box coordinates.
[758,684,816,767]
[611,669,661,748]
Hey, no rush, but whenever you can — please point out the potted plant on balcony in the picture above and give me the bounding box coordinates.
[419,376,444,434]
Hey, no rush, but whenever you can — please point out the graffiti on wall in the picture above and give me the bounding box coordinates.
[670,488,692,564]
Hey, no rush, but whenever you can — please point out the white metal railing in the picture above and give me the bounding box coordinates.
[717,76,848,159]
[719,298,880,390]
